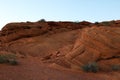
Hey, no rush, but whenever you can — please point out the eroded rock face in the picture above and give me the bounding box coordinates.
[0,21,120,71]
[0,21,91,43]
[65,26,120,71]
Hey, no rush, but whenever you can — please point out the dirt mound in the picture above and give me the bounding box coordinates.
[0,20,120,80]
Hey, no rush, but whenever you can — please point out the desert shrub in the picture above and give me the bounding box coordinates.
[111,65,120,71]
[0,55,9,63]
[101,21,111,26]
[74,21,79,23]
[37,19,46,22]
[110,20,115,24]
[9,59,18,65]
[0,54,18,65]
[94,22,99,25]
[82,62,99,73]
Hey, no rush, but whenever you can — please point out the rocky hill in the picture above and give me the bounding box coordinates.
[0,20,120,80]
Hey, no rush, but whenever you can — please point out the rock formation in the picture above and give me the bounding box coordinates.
[0,20,119,80]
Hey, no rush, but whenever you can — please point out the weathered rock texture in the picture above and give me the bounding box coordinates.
[0,20,120,80]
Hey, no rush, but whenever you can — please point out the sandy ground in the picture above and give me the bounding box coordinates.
[0,57,119,80]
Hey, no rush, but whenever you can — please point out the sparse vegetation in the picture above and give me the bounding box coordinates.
[38,19,46,22]
[0,55,9,63]
[94,22,99,25]
[110,20,115,24]
[0,54,18,65]
[101,21,111,26]
[9,59,18,65]
[111,65,120,71]
[82,62,99,73]
[74,21,79,23]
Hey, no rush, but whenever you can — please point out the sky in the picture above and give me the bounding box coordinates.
[0,0,120,29]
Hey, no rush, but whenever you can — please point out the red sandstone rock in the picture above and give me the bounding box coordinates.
[0,20,119,80]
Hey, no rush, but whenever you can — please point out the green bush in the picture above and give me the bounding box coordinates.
[101,21,110,26]
[82,62,99,73]
[74,21,79,23]
[0,55,9,63]
[0,54,18,65]
[9,59,18,65]
[94,22,99,25]
[38,19,46,22]
[111,65,120,71]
